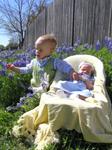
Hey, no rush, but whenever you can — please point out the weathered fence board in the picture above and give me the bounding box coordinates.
[23,0,112,49]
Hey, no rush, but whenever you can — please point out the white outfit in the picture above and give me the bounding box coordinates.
[55,73,94,98]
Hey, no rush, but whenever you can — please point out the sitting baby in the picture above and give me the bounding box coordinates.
[54,61,95,100]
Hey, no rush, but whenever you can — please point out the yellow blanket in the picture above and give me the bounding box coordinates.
[12,55,112,149]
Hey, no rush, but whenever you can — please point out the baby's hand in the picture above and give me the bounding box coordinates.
[72,71,79,80]
[7,64,15,70]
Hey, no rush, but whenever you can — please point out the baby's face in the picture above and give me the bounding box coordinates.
[35,38,53,59]
[79,64,93,75]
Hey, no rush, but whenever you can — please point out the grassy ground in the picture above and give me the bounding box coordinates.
[0,105,112,150]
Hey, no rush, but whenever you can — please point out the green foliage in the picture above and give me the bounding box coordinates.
[6,42,18,50]
[0,44,5,50]
[21,93,40,112]
[0,74,31,106]
[0,107,35,150]
[45,129,112,150]
[75,46,112,100]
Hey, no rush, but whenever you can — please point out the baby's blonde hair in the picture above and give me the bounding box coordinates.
[35,34,57,50]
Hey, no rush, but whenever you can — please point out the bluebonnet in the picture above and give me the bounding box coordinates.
[73,37,81,48]
[13,60,27,67]
[103,36,112,52]
[0,61,7,76]
[56,47,62,53]
[0,70,6,76]
[76,37,81,45]
[14,96,26,108]
[108,40,112,51]
[8,73,14,80]
[16,101,23,108]
[0,61,7,70]
[95,40,101,51]
[26,93,34,98]
[56,44,74,59]
[83,43,90,49]
[104,36,111,47]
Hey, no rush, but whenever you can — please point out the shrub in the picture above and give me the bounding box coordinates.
[0,74,31,107]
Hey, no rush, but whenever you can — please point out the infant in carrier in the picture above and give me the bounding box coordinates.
[54,61,95,100]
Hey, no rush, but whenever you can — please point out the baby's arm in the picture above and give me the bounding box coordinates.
[54,58,78,80]
[7,60,33,74]
[83,80,94,90]
[71,71,79,80]
[7,64,20,73]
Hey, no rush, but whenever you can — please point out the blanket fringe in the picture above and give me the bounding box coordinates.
[34,123,59,150]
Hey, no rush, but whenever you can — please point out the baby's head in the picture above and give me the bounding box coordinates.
[78,62,95,76]
[35,34,57,59]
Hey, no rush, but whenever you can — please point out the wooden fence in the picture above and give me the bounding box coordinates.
[23,0,112,49]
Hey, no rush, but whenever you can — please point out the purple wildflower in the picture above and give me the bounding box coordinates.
[13,60,26,67]
[27,93,34,98]
[8,73,14,80]
[0,61,7,70]
[95,40,101,51]
[20,96,26,103]
[0,70,6,76]
[83,43,90,49]
[16,102,23,108]
[104,36,111,48]
[108,40,112,52]
[76,37,81,45]
[56,47,62,53]
[74,43,78,48]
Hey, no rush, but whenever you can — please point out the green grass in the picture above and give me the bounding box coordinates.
[0,107,35,150]
[0,105,112,150]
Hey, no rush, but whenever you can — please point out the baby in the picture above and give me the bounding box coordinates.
[7,34,78,111]
[55,61,95,100]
